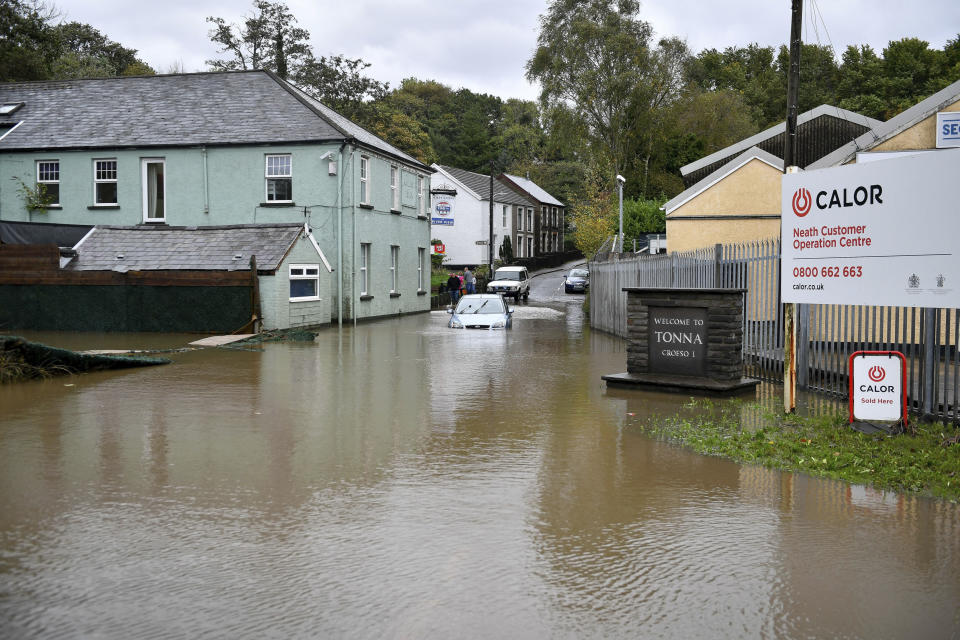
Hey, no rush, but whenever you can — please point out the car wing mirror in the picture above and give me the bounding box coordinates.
[446,307,454,314]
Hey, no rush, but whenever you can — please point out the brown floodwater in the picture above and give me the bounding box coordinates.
[1,303,959,639]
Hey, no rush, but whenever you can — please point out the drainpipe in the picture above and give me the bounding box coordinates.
[201,146,209,215]
[337,142,345,328]
[351,145,357,327]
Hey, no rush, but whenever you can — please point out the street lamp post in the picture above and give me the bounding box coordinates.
[616,174,625,253]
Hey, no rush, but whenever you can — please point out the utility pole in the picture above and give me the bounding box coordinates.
[489,162,495,274]
[783,0,802,414]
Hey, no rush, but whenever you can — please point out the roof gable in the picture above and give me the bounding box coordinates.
[501,173,564,206]
[665,146,783,214]
[436,165,534,207]
[808,78,960,169]
[680,105,880,185]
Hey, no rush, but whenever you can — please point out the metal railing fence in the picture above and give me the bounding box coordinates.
[590,239,960,421]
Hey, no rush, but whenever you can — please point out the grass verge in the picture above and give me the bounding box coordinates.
[631,398,960,502]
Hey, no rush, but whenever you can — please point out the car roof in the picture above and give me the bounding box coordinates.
[495,266,526,271]
[459,293,502,299]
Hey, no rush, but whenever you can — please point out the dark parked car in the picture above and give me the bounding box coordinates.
[564,268,589,294]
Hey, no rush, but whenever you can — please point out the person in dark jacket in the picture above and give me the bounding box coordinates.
[446,273,462,304]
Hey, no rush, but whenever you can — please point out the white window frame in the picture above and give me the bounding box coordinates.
[360,156,370,205]
[418,247,425,291]
[502,205,507,227]
[141,157,166,222]
[36,160,59,206]
[517,207,523,231]
[265,154,292,203]
[417,175,424,215]
[360,243,370,295]
[527,236,533,257]
[93,158,118,206]
[527,208,532,232]
[289,263,320,302]
[390,165,400,210]
[390,245,399,293]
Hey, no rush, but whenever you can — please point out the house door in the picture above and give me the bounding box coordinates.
[142,158,166,222]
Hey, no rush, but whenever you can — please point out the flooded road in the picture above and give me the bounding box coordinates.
[1,296,959,638]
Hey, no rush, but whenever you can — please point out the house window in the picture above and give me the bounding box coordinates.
[141,158,165,221]
[542,206,547,225]
[36,161,59,205]
[517,207,523,231]
[417,176,424,215]
[418,247,426,290]
[527,236,533,257]
[289,264,320,301]
[94,159,117,205]
[526,209,532,231]
[265,154,292,202]
[516,237,523,258]
[390,245,399,292]
[360,156,370,204]
[502,205,507,227]
[391,165,399,210]
[360,243,370,294]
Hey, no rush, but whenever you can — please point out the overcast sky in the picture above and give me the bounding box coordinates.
[52,0,960,101]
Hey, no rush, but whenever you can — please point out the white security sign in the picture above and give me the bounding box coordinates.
[848,352,906,424]
[781,149,960,307]
[937,112,960,148]
[431,194,455,226]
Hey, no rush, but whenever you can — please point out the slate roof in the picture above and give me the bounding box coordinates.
[436,165,535,207]
[67,223,308,272]
[663,146,783,214]
[808,78,960,169]
[0,70,430,170]
[501,173,564,207]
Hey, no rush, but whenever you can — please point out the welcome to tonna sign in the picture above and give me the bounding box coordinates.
[781,149,960,308]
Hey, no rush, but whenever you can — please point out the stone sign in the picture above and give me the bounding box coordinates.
[603,288,759,395]
[648,306,707,376]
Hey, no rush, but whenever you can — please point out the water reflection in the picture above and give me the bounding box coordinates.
[1,316,958,638]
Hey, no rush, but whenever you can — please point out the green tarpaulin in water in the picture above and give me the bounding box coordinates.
[0,335,170,382]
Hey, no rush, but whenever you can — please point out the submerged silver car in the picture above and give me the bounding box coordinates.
[564,268,589,293]
[447,294,513,329]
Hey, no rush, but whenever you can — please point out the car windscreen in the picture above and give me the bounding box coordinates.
[570,269,588,278]
[455,298,505,314]
[493,270,520,281]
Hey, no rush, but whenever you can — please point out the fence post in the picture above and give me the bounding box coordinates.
[714,243,723,287]
[921,307,936,417]
[670,253,677,287]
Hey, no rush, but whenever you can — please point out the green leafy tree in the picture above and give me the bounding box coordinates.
[1,1,153,81]
[622,196,666,247]
[526,0,656,174]
[362,103,435,164]
[206,0,311,80]
[569,163,616,259]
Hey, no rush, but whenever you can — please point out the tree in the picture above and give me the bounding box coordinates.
[526,0,656,174]
[206,1,311,80]
[499,236,514,263]
[568,163,616,259]
[296,55,389,121]
[1,1,153,81]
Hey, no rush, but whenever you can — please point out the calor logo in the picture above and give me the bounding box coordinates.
[868,365,886,382]
[792,188,812,217]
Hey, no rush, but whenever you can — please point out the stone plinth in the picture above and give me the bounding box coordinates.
[602,288,760,395]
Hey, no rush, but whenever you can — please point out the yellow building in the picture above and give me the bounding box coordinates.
[665,81,960,253]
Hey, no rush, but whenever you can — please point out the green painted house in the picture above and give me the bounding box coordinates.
[0,70,434,326]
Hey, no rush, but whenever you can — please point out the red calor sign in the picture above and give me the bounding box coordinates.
[848,351,907,427]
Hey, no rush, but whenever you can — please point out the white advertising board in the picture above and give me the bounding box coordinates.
[848,352,906,423]
[781,149,960,307]
[431,194,455,226]
[936,111,960,148]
